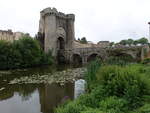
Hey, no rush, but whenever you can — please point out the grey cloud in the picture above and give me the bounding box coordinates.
[0,0,150,43]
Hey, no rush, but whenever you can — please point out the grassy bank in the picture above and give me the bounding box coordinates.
[0,36,54,70]
[55,61,150,113]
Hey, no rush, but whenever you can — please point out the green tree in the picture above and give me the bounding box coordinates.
[20,37,42,67]
[119,40,128,45]
[120,39,134,46]
[80,37,88,44]
[0,41,13,69]
[127,39,134,45]
[133,40,139,45]
[0,36,54,69]
[137,37,148,45]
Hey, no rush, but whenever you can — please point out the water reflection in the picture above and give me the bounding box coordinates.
[0,65,75,113]
[39,83,74,113]
[0,83,39,101]
[0,82,74,113]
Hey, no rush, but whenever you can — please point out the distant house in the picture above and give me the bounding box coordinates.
[0,29,24,42]
[97,41,110,47]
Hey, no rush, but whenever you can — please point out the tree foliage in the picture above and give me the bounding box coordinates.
[119,37,149,46]
[0,36,54,70]
[137,37,148,45]
[78,37,88,44]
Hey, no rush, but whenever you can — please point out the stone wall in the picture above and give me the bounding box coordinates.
[141,45,150,60]
[0,29,23,42]
[97,41,110,47]
[38,7,75,57]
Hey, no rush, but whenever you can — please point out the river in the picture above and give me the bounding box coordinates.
[0,65,86,113]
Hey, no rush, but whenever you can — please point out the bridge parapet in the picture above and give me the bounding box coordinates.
[72,47,106,54]
[109,46,143,50]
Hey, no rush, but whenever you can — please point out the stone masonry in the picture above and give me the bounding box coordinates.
[38,7,75,57]
[0,29,23,42]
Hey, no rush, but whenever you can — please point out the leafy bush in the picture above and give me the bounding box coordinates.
[99,96,128,113]
[0,41,14,69]
[130,104,150,113]
[77,86,107,108]
[40,50,54,65]
[55,64,150,113]
[89,86,109,107]
[13,37,42,67]
[76,94,96,108]
[81,108,104,113]
[55,101,85,113]
[96,65,149,109]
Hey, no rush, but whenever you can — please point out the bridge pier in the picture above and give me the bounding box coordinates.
[82,56,87,65]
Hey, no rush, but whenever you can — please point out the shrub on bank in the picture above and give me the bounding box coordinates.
[132,104,150,113]
[0,40,14,69]
[0,36,54,69]
[96,65,149,109]
[55,62,150,113]
[55,101,85,113]
[99,96,128,113]
[81,108,104,113]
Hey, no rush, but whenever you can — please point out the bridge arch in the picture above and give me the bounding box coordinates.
[87,53,99,62]
[122,51,137,59]
[108,52,135,63]
[119,53,135,61]
[56,27,66,50]
[72,54,82,65]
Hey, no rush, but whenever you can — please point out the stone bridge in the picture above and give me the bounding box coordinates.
[37,7,149,65]
[57,46,146,64]
[58,47,107,64]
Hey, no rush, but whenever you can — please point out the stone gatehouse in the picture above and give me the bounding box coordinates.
[37,7,148,64]
[38,7,75,57]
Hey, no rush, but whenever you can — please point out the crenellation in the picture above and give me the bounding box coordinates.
[66,14,75,21]
[40,7,58,17]
[41,7,75,21]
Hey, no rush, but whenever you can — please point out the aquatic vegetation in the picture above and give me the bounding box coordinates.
[9,68,86,85]
[85,59,101,90]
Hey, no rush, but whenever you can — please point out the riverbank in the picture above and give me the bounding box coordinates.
[55,61,150,113]
[0,65,87,113]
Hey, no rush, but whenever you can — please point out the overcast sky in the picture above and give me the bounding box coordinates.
[0,0,150,43]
